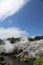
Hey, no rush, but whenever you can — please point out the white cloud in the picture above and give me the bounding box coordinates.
[0,0,30,21]
[0,27,28,39]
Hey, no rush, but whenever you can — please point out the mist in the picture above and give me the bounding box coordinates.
[0,37,29,53]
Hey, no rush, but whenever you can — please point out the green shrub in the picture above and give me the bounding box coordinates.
[34,57,43,65]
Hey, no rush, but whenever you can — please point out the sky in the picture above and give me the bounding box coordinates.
[0,0,43,39]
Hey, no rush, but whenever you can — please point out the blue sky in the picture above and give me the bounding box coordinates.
[0,0,43,39]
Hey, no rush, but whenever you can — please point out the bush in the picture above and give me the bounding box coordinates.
[34,57,43,65]
[7,37,20,43]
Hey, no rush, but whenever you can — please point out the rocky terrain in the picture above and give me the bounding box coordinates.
[0,37,43,58]
[0,37,43,65]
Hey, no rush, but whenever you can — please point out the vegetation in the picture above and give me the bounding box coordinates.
[34,57,43,65]
[7,37,20,43]
[29,36,43,41]
[7,36,43,42]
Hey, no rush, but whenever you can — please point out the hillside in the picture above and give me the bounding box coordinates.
[0,36,43,65]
